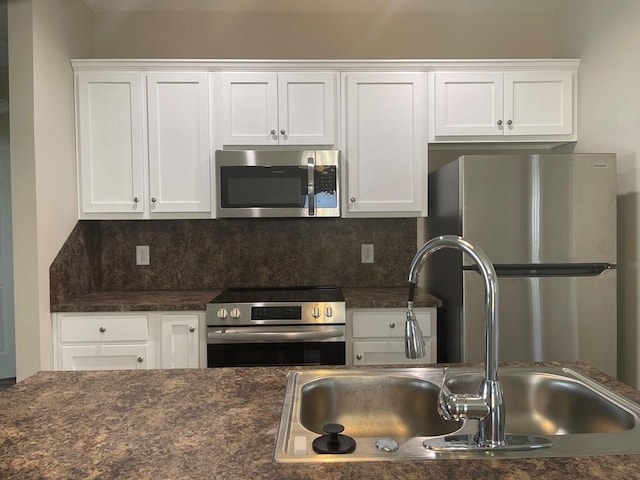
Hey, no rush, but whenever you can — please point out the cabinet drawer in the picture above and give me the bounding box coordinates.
[352,309,431,339]
[60,344,149,371]
[60,315,149,343]
[353,341,433,365]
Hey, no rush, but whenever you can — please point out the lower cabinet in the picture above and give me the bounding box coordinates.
[61,344,149,371]
[52,311,204,371]
[160,313,200,369]
[348,308,437,365]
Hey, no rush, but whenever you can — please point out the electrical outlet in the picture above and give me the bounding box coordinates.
[136,245,150,266]
[361,244,374,264]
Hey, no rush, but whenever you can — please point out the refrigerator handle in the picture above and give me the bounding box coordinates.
[464,263,615,277]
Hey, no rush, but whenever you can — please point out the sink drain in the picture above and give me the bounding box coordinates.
[375,438,399,452]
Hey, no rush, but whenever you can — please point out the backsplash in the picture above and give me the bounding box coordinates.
[50,218,417,303]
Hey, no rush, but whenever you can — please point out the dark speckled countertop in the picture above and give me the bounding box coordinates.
[50,287,442,312]
[1,362,639,479]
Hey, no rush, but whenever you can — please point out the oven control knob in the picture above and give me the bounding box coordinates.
[217,307,228,320]
[325,306,334,318]
[230,307,241,319]
[312,307,322,319]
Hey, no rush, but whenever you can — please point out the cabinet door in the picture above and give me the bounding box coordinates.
[353,341,433,365]
[160,314,199,368]
[221,72,278,145]
[433,72,504,136]
[352,309,431,339]
[76,72,145,214]
[504,71,574,136]
[60,344,148,371]
[277,73,336,145]
[345,72,426,215]
[147,73,211,213]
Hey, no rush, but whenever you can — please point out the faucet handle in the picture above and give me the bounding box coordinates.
[438,368,489,422]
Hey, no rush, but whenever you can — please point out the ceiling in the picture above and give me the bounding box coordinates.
[82,0,569,14]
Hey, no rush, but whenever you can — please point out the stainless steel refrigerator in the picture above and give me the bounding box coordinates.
[425,153,617,377]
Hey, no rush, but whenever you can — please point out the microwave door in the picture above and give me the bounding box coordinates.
[219,164,309,217]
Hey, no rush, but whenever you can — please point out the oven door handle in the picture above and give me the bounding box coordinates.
[207,326,344,343]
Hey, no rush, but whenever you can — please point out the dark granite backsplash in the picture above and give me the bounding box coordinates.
[51,218,417,303]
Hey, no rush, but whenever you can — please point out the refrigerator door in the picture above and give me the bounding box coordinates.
[460,153,616,265]
[462,268,617,377]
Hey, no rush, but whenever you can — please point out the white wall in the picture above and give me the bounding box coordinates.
[553,0,640,386]
[8,0,92,380]
[91,10,556,59]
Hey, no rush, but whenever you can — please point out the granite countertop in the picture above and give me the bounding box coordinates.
[2,362,640,479]
[50,287,441,312]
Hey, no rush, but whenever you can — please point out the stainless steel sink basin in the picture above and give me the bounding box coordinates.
[274,366,640,462]
[299,374,460,438]
[445,369,636,435]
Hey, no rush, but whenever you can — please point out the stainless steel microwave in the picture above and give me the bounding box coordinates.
[215,150,340,218]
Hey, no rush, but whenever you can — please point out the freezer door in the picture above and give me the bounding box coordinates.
[462,268,616,377]
[460,153,616,265]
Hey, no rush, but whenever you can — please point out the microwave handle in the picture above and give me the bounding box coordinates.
[307,155,315,217]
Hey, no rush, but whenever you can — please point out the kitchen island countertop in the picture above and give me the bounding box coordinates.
[50,286,441,312]
[1,362,639,479]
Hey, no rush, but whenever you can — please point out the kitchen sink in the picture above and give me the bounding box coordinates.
[299,374,460,438]
[274,366,640,462]
[445,369,636,435]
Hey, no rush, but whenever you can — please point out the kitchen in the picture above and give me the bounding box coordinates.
[3,0,640,477]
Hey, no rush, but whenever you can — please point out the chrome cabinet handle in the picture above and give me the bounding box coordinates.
[356,354,363,360]
[133,197,139,203]
[389,322,396,329]
[151,197,157,203]
[350,197,356,203]
[497,120,503,126]
[270,129,276,135]
[99,326,106,333]
[189,326,195,332]
[280,129,286,135]
[137,356,144,363]
[507,120,513,126]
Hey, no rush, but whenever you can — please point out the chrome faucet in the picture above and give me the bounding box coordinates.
[405,235,506,448]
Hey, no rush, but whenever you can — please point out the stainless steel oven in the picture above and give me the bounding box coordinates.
[206,287,346,367]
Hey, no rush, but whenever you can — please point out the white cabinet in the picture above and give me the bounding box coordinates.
[221,72,336,145]
[61,345,149,371]
[431,71,575,141]
[53,311,205,371]
[160,313,200,368]
[75,71,211,219]
[76,72,146,214]
[348,308,437,365]
[147,73,211,213]
[54,313,151,371]
[343,72,427,217]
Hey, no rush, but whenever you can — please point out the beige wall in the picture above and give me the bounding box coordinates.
[9,0,92,380]
[553,0,640,386]
[92,10,556,59]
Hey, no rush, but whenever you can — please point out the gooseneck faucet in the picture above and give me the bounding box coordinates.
[406,235,506,448]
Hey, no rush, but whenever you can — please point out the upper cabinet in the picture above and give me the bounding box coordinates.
[220,72,337,146]
[343,72,427,217]
[430,70,575,142]
[76,72,146,215]
[147,73,211,214]
[73,59,579,220]
[75,70,212,219]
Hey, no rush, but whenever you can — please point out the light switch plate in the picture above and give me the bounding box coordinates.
[136,245,150,266]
